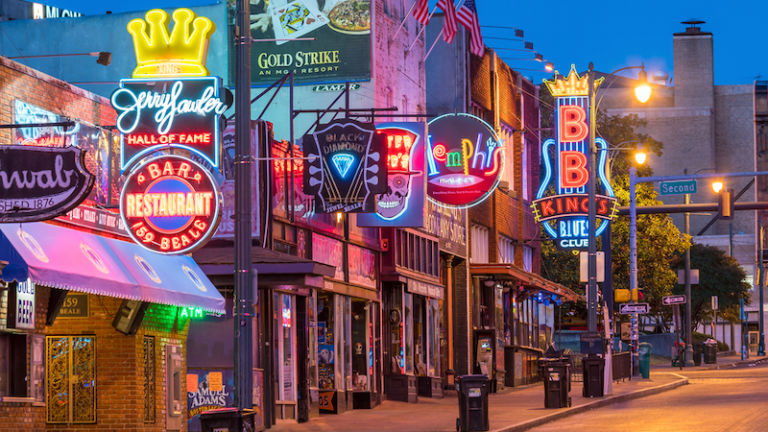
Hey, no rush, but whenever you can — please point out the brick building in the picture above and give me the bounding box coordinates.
[0,57,225,431]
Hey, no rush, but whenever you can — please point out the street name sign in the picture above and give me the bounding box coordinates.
[619,303,650,314]
[659,180,697,195]
[663,295,687,305]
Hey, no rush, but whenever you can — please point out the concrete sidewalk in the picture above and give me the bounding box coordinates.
[270,372,687,432]
[653,353,768,370]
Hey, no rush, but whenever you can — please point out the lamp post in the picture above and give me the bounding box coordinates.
[759,213,766,356]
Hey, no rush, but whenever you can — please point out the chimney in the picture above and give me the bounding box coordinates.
[673,19,714,107]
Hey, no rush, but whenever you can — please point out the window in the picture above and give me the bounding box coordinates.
[522,136,529,201]
[46,336,96,424]
[0,333,27,397]
[498,236,515,264]
[523,246,533,272]
[470,224,490,263]
[499,123,515,191]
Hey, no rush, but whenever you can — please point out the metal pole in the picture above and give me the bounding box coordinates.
[587,63,598,334]
[684,193,694,366]
[629,166,639,375]
[234,0,253,410]
[758,213,766,356]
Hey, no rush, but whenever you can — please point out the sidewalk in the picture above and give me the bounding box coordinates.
[270,372,687,432]
[653,352,768,370]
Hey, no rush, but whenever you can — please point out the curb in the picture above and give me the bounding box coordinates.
[700,356,768,370]
[493,377,689,432]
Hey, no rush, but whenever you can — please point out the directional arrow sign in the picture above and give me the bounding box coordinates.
[619,303,650,314]
[662,295,687,305]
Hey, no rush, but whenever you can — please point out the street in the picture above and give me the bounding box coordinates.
[531,362,768,432]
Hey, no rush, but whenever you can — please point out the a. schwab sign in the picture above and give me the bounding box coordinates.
[0,145,94,223]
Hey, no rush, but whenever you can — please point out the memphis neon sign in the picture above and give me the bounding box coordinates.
[111,77,229,170]
[120,155,221,254]
[426,113,504,209]
[533,65,617,249]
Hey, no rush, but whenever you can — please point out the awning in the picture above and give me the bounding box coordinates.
[0,222,225,314]
[193,246,336,289]
[470,263,579,302]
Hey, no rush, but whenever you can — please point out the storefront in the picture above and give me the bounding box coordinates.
[192,245,334,427]
[0,221,225,431]
[470,263,578,389]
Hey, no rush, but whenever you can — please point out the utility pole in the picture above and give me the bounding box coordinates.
[684,190,694,366]
[759,213,766,356]
[234,0,253,411]
[587,63,598,334]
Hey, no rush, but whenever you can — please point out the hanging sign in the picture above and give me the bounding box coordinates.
[111,77,231,170]
[532,65,617,249]
[0,145,94,223]
[357,122,425,227]
[426,113,504,209]
[119,155,221,254]
[302,119,387,213]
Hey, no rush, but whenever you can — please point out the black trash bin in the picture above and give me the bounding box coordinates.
[539,358,571,408]
[200,408,255,432]
[693,344,703,366]
[582,355,605,398]
[703,341,717,364]
[455,375,490,432]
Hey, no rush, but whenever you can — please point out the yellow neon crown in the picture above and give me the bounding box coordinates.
[127,8,215,78]
[543,65,603,97]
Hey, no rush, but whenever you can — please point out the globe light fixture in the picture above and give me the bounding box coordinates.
[712,180,724,193]
[634,150,647,165]
[634,68,652,103]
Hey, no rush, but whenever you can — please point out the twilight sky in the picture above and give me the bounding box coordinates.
[40,0,768,85]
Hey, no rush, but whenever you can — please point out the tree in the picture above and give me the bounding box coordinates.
[540,103,690,326]
[671,243,751,329]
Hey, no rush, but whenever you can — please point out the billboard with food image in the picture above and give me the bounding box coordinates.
[249,0,371,85]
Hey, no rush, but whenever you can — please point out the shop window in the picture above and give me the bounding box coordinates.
[46,336,96,424]
[523,246,533,272]
[143,336,156,424]
[471,224,490,264]
[386,287,405,375]
[317,293,335,390]
[428,299,441,377]
[403,293,414,375]
[498,236,515,264]
[351,300,369,391]
[413,296,427,375]
[274,293,296,402]
[0,332,43,401]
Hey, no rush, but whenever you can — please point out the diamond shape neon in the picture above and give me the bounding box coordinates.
[331,153,356,178]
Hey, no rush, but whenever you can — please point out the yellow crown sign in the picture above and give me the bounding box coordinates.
[543,65,603,97]
[127,8,215,78]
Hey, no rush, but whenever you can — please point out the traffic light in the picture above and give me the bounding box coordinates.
[718,188,734,220]
[615,289,630,303]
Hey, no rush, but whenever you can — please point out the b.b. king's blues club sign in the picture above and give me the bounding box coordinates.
[532,65,617,249]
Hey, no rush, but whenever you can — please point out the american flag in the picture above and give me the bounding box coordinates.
[437,0,457,43]
[457,0,484,56]
[413,0,430,25]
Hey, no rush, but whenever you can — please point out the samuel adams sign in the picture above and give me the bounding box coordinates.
[0,145,94,223]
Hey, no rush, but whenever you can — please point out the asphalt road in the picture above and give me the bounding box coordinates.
[530,362,768,432]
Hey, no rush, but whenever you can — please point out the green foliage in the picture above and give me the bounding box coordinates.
[671,243,751,328]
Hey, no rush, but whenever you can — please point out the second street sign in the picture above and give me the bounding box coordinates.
[619,303,650,314]
[659,180,697,195]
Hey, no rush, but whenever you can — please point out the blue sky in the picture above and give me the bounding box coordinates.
[40,0,768,85]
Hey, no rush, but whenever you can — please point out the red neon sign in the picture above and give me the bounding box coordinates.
[558,105,588,142]
[559,150,588,188]
[120,155,221,254]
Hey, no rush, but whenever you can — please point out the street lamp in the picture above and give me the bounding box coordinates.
[634,68,652,103]
[590,63,652,380]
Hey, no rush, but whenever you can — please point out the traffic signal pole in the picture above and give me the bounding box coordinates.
[629,169,768,368]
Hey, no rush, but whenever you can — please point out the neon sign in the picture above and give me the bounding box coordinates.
[127,8,215,79]
[357,122,426,227]
[119,155,221,254]
[111,77,230,170]
[426,114,504,209]
[302,119,387,213]
[533,65,617,249]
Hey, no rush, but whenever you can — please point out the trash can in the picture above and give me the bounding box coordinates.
[539,358,571,408]
[455,375,489,432]
[200,408,255,432]
[703,340,717,364]
[638,342,651,379]
[582,355,604,398]
[693,344,703,366]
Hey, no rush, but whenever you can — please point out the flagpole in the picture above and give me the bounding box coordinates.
[424,28,444,61]
[392,0,418,39]
[406,4,439,53]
